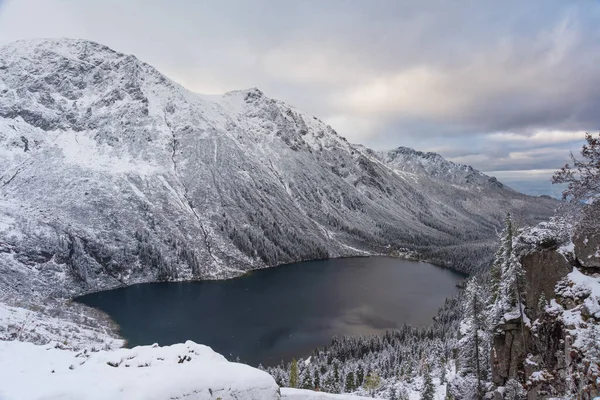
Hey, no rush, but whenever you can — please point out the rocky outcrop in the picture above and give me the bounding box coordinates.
[521,249,572,320]
[574,234,600,268]
[491,315,530,387]
[491,228,600,399]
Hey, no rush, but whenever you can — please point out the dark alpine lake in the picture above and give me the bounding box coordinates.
[76,256,463,366]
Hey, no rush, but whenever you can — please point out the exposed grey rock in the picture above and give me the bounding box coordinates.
[521,250,572,320]
[574,234,600,268]
[492,318,530,387]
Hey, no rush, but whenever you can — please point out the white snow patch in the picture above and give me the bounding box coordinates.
[558,240,574,254]
[56,132,157,175]
[555,267,600,356]
[0,340,279,400]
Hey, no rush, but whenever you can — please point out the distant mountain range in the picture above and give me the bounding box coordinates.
[0,39,556,297]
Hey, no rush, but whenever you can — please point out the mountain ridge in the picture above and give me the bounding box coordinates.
[0,38,556,298]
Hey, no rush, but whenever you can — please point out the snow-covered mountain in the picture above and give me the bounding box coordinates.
[0,38,556,297]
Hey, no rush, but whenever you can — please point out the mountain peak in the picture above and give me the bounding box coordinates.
[0,37,123,60]
[381,146,488,186]
[391,146,446,162]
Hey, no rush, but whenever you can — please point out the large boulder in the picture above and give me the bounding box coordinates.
[574,234,600,268]
[521,249,572,320]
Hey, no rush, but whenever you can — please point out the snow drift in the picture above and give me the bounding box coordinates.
[0,340,280,400]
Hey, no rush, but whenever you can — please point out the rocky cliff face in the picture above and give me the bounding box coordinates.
[491,223,600,399]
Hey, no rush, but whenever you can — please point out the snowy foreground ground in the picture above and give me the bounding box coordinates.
[0,340,379,400]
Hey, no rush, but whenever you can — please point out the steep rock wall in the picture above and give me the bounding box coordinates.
[491,230,600,399]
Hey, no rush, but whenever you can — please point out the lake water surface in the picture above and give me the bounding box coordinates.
[77,257,463,366]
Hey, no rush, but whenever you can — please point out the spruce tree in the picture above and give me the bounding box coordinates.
[313,369,320,390]
[490,213,513,302]
[491,212,522,324]
[421,367,435,400]
[459,279,486,399]
[332,362,340,393]
[405,362,413,383]
[344,371,355,393]
[356,365,364,386]
[489,244,504,302]
[289,358,298,388]
[333,362,339,383]
[323,373,336,393]
[301,370,313,389]
[274,371,284,387]
[499,246,527,346]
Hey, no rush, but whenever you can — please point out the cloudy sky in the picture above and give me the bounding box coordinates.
[1,0,598,196]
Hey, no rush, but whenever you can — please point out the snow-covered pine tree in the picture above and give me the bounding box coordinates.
[455,279,488,399]
[421,366,436,400]
[491,212,526,330]
[344,371,355,393]
[356,365,364,386]
[301,368,313,389]
[490,213,512,304]
[313,369,320,390]
[322,372,336,393]
[497,246,527,347]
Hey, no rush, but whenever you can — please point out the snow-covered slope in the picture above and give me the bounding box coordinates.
[0,38,556,298]
[0,340,280,400]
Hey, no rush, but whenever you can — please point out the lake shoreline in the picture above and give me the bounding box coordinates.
[72,250,469,299]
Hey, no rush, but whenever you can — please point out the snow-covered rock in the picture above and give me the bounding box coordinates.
[0,38,557,300]
[574,233,600,268]
[0,340,280,400]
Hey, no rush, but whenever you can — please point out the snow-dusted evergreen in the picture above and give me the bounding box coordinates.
[491,214,527,329]
[451,279,491,399]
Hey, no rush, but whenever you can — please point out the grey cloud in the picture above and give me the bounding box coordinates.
[0,0,598,195]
